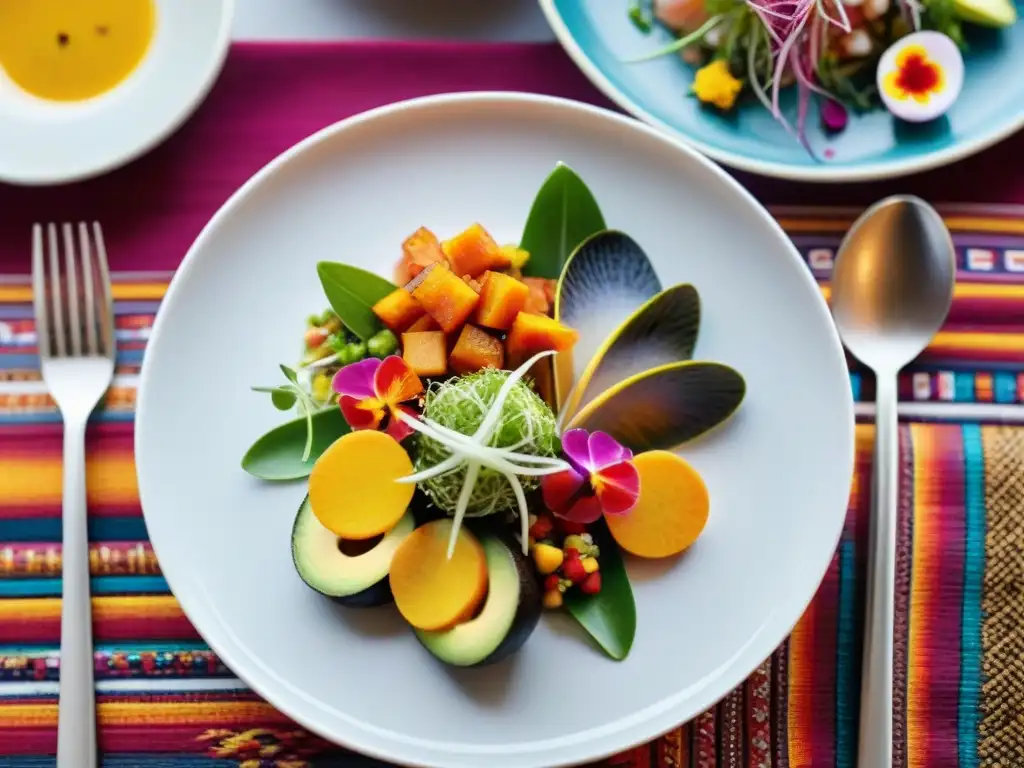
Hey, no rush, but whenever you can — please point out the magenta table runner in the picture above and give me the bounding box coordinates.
[1,42,1024,768]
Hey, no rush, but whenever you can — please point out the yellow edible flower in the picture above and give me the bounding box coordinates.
[692,59,743,111]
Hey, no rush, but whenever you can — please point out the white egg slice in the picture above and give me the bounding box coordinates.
[877,31,965,123]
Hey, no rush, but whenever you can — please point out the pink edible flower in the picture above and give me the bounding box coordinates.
[541,429,640,524]
[332,356,423,442]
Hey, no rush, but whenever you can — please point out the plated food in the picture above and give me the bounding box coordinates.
[136,92,855,767]
[631,0,1012,154]
[243,164,746,664]
[540,0,1024,180]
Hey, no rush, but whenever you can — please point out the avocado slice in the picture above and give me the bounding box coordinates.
[953,0,1017,26]
[291,496,415,607]
[415,533,541,667]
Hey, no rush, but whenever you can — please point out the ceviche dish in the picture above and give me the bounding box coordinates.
[628,0,1017,155]
[241,164,746,666]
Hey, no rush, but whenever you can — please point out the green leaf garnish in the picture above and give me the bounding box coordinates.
[271,387,297,411]
[520,164,606,280]
[280,364,299,384]
[242,408,350,481]
[628,0,654,33]
[316,262,396,342]
[564,521,636,660]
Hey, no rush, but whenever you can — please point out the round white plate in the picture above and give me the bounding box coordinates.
[137,92,855,768]
[0,0,233,185]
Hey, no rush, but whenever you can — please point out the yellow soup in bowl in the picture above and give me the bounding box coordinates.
[0,0,155,102]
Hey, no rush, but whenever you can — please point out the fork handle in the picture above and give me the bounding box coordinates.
[56,417,97,768]
[857,370,898,768]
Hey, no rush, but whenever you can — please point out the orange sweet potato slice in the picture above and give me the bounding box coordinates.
[505,311,579,362]
[372,288,424,333]
[402,330,448,378]
[308,431,415,540]
[442,224,511,278]
[605,451,709,558]
[476,271,530,330]
[449,324,504,375]
[389,519,488,631]
[409,262,480,334]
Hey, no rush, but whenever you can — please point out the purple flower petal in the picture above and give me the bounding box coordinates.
[821,99,848,134]
[560,429,593,474]
[587,431,632,470]
[331,357,380,399]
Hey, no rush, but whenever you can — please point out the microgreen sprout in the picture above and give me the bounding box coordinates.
[397,351,571,559]
[251,364,320,462]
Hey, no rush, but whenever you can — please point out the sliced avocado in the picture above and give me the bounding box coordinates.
[415,533,541,667]
[953,0,1017,26]
[291,496,415,607]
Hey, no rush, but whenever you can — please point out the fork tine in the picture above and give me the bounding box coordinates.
[91,222,115,358]
[31,225,51,360]
[78,223,99,356]
[62,223,83,357]
[47,223,66,358]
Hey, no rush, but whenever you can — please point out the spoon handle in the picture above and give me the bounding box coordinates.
[858,371,898,768]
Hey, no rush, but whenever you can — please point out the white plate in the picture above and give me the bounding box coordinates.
[0,0,233,185]
[136,92,855,768]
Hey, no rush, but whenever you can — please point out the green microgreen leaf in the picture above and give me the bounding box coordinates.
[628,0,654,33]
[271,387,298,411]
[280,364,299,384]
[625,15,723,62]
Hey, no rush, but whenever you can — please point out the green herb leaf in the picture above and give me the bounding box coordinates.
[628,0,654,33]
[280,364,299,384]
[563,521,636,660]
[316,262,397,342]
[271,387,298,411]
[241,407,350,481]
[520,164,606,280]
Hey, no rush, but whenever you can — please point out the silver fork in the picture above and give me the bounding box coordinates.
[32,223,115,768]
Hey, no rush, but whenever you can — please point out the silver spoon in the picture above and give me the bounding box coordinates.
[831,196,955,768]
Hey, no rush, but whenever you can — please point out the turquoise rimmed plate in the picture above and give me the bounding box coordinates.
[539,0,1024,181]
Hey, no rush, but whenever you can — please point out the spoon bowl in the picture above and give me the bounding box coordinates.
[831,196,956,374]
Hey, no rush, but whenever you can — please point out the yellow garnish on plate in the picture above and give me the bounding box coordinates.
[691,59,743,111]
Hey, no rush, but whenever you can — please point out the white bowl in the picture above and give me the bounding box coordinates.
[0,0,233,185]
[136,92,854,768]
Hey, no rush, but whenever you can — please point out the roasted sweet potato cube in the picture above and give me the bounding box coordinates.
[409,263,480,334]
[405,314,440,333]
[522,277,556,316]
[401,227,446,279]
[476,271,530,331]
[449,325,505,376]
[372,288,424,333]
[442,224,511,279]
[505,312,579,362]
[402,331,448,378]
[499,244,530,270]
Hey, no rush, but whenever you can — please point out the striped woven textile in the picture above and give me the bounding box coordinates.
[1,209,1023,767]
